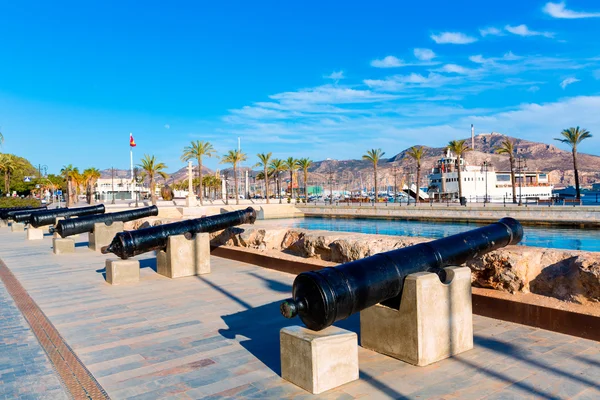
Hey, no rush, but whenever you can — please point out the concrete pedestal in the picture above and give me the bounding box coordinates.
[105,259,139,285]
[0,219,8,228]
[52,238,75,254]
[186,195,197,207]
[280,325,358,394]
[11,223,25,232]
[26,227,44,241]
[89,222,124,252]
[157,233,210,278]
[360,266,473,367]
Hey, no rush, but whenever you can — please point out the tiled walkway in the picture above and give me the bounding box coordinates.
[0,227,599,399]
[0,280,68,399]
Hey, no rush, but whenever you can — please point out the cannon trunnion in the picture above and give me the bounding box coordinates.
[53,206,159,238]
[281,217,523,331]
[102,207,257,259]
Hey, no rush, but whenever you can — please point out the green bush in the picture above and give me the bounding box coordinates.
[0,197,42,208]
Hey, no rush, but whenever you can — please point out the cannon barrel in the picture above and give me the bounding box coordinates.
[101,207,257,259]
[29,204,106,228]
[280,217,523,331]
[53,206,159,237]
[10,207,51,223]
[2,206,46,220]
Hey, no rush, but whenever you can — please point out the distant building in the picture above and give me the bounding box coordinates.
[95,178,150,201]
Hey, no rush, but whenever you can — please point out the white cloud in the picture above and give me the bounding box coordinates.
[527,86,540,92]
[371,56,404,68]
[324,70,345,80]
[505,24,554,38]
[436,64,475,75]
[479,27,503,37]
[430,32,477,44]
[469,55,487,64]
[543,2,600,19]
[502,51,522,61]
[414,48,436,61]
[164,124,170,129]
[560,77,580,89]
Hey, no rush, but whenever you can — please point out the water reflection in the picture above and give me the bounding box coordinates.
[288,217,600,252]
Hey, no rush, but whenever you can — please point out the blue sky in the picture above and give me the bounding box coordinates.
[1,1,600,174]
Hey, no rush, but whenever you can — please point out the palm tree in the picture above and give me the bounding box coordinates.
[555,127,592,200]
[495,138,517,203]
[297,158,313,201]
[60,164,80,207]
[255,152,272,204]
[0,155,22,194]
[220,149,247,205]
[181,141,216,205]
[406,146,426,206]
[446,140,471,201]
[138,154,168,205]
[283,157,298,200]
[269,158,285,204]
[82,168,101,204]
[0,131,3,147]
[362,149,385,200]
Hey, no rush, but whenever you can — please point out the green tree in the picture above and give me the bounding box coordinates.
[0,155,24,194]
[283,157,299,200]
[255,152,272,203]
[0,131,3,147]
[181,140,216,205]
[446,140,471,201]
[220,149,247,205]
[362,149,385,199]
[555,127,592,200]
[495,138,517,204]
[297,158,313,199]
[406,146,426,206]
[60,164,80,207]
[82,168,101,204]
[138,155,168,205]
[269,158,285,204]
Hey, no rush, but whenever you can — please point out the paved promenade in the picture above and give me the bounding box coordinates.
[0,227,598,399]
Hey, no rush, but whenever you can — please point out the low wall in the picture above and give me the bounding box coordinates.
[298,204,600,227]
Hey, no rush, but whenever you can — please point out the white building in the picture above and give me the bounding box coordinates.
[95,178,150,201]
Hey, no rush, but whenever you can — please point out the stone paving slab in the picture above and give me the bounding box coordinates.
[0,278,68,399]
[0,227,599,399]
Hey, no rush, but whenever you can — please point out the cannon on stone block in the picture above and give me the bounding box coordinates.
[280,217,523,332]
[1,206,46,220]
[8,206,49,223]
[28,204,106,228]
[101,207,257,260]
[52,206,159,238]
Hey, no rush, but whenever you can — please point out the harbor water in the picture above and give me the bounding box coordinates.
[287,217,600,252]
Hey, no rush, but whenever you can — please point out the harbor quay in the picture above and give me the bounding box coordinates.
[0,203,598,399]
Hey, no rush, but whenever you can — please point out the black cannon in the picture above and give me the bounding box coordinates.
[280,217,523,331]
[52,206,159,238]
[27,204,106,228]
[102,207,257,259]
[1,206,46,220]
[10,207,53,223]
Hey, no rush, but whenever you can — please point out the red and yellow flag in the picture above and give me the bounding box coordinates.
[129,133,137,147]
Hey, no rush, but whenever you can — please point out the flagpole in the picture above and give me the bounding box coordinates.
[130,132,134,201]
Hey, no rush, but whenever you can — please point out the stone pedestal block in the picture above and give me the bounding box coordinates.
[157,233,210,278]
[280,325,358,394]
[52,238,75,254]
[0,219,8,228]
[186,195,197,207]
[89,222,124,251]
[11,222,25,232]
[361,266,473,366]
[26,227,44,240]
[105,259,139,285]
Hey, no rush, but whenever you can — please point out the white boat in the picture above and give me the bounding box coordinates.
[427,149,553,203]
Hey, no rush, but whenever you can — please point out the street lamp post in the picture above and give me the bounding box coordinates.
[516,156,527,206]
[111,167,115,205]
[482,161,490,205]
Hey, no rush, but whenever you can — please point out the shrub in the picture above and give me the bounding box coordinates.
[0,197,42,208]
[161,185,174,201]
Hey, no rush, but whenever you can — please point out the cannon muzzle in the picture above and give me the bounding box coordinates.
[281,217,523,331]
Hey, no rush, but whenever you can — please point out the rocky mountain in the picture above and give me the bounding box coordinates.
[101,134,600,189]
